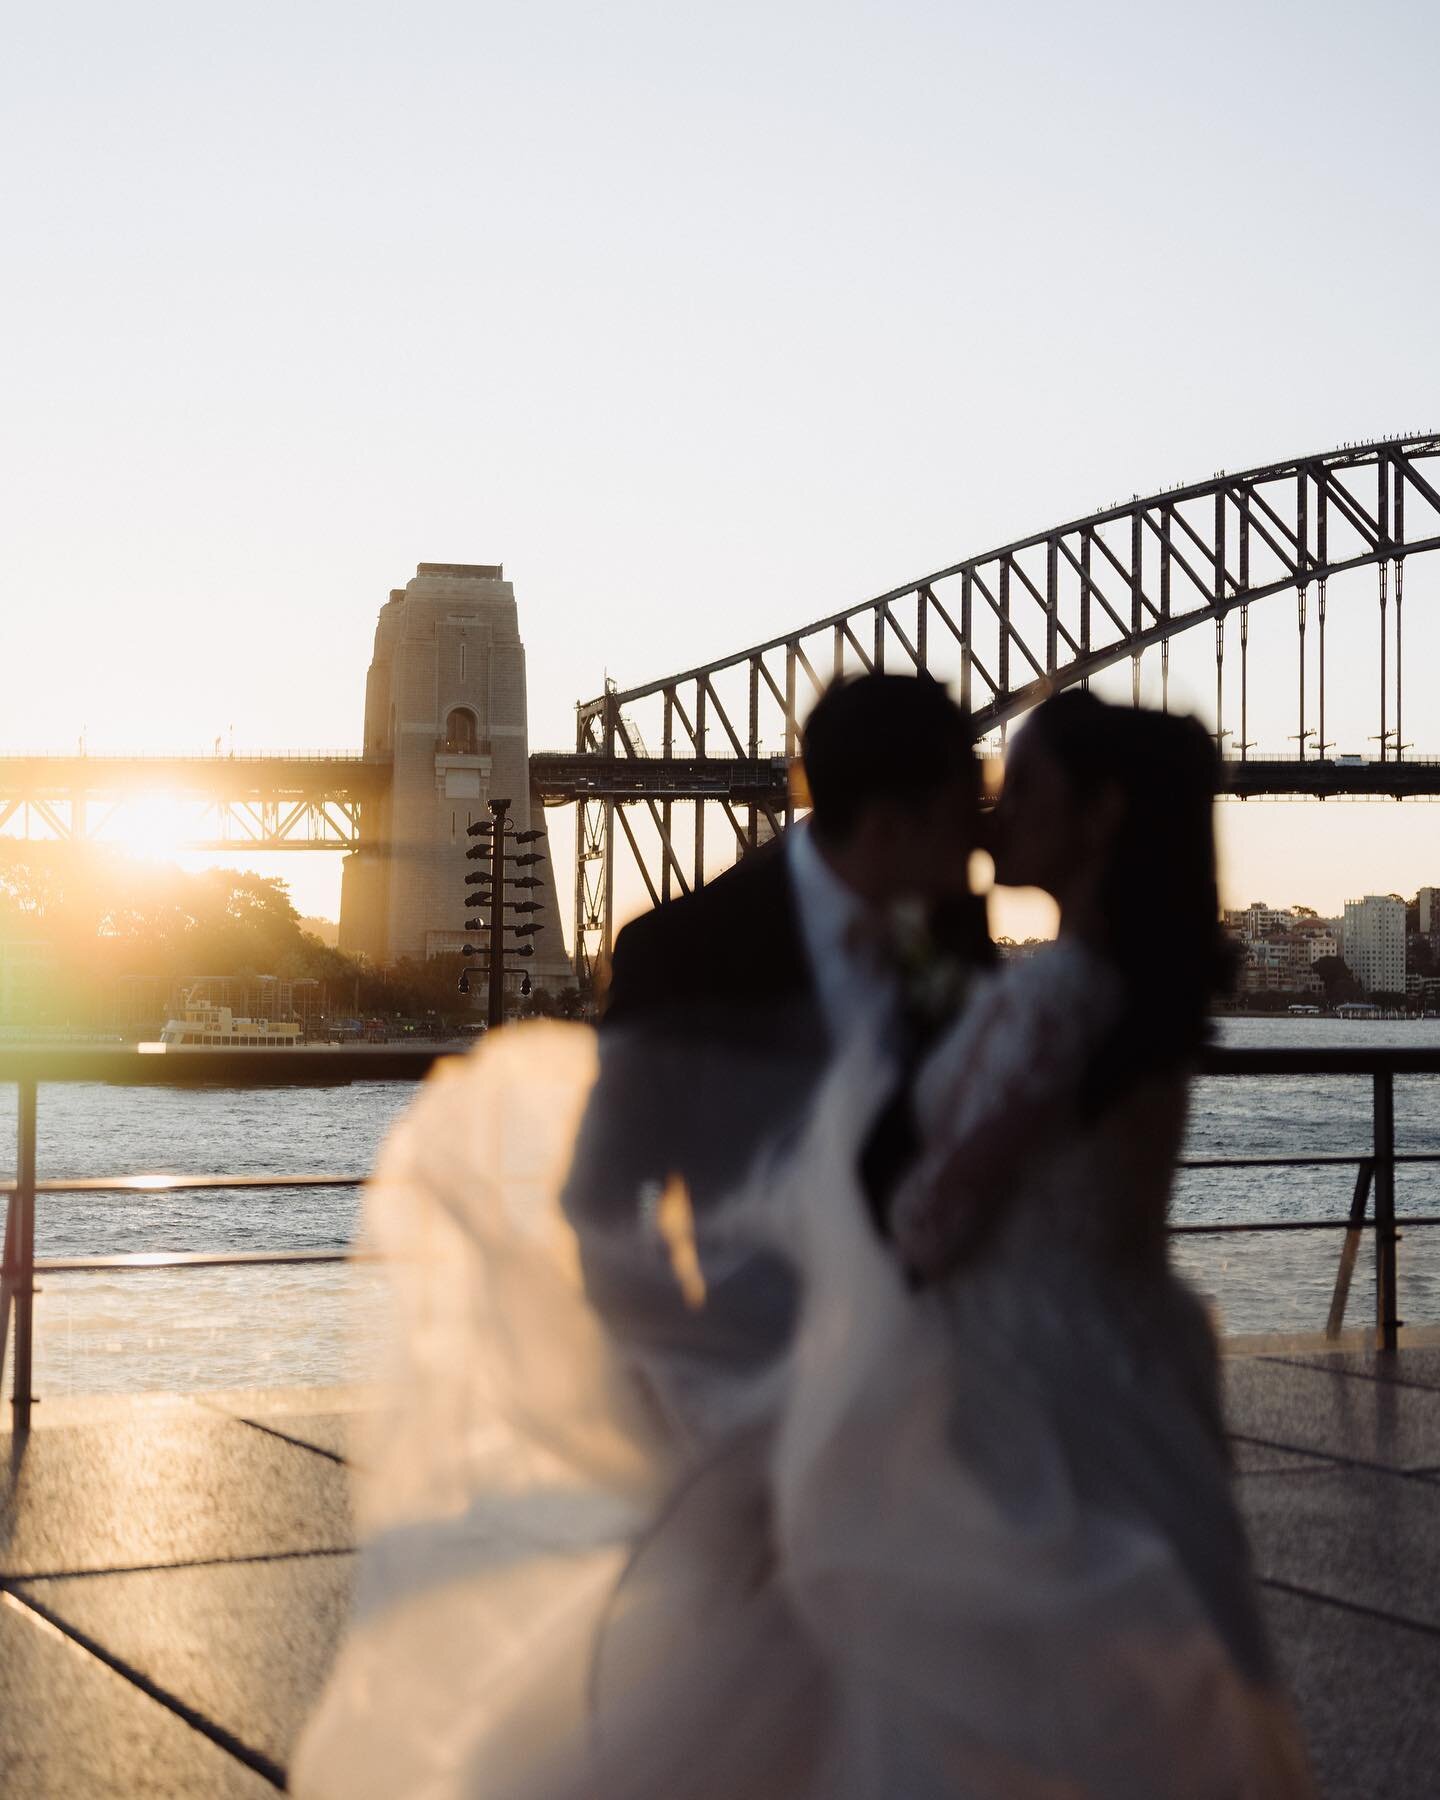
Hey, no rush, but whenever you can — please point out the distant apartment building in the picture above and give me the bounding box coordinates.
[1239,936,1323,996]
[1343,896,1407,996]
[1224,902,1293,942]
[1284,915,1342,962]
[1406,972,1440,1009]
[1419,886,1439,939]
[1223,903,1328,995]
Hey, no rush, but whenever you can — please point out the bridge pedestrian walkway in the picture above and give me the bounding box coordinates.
[1,1351,1438,1797]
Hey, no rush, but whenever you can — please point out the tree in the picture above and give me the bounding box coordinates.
[0,842,524,1032]
[1312,955,1362,1004]
[357,955,475,1027]
[520,984,586,1021]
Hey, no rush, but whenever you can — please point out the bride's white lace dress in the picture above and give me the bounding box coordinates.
[294,956,1311,1798]
[773,940,1312,1794]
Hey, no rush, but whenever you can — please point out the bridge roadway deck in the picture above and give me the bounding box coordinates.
[0,754,393,803]
[3,1347,1440,1795]
[3,751,1440,819]
[1224,757,1440,799]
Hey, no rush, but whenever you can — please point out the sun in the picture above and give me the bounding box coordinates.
[112,795,197,862]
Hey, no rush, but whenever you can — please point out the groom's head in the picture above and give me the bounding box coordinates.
[801,673,981,905]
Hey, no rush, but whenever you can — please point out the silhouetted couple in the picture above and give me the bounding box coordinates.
[296,675,1314,1798]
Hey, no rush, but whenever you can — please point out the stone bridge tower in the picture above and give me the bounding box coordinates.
[339,563,572,994]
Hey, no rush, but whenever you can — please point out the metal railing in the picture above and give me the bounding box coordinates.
[1178,1047,1440,1352]
[2,1044,1439,1431]
[0,1047,451,1430]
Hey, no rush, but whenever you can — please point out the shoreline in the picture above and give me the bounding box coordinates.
[1215,1010,1438,1022]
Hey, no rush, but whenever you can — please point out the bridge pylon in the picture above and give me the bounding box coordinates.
[339,564,571,997]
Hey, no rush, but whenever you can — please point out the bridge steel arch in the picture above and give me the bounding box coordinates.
[570,435,1440,980]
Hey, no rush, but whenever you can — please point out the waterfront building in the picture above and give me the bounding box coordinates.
[1301,927,1339,963]
[1342,895,1407,996]
[1419,885,1439,938]
[1238,935,1324,996]
[1222,905,1328,996]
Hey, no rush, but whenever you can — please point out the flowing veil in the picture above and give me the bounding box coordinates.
[291,1018,832,1800]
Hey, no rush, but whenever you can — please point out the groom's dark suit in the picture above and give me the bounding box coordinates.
[562,837,990,1394]
[604,838,815,1034]
[562,842,830,1384]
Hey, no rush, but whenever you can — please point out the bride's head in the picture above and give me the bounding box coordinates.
[992,689,1232,1104]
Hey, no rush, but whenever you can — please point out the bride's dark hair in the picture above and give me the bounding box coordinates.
[1022,689,1233,1117]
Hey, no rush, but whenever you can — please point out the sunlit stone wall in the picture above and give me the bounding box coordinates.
[339,564,572,992]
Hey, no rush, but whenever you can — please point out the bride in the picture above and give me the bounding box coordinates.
[294,692,1312,1798]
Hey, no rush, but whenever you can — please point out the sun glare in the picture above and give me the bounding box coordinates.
[113,797,196,862]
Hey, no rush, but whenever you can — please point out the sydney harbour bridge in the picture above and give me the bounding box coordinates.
[3,435,1438,984]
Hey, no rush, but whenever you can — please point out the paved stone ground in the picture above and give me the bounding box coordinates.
[2,1353,1439,1796]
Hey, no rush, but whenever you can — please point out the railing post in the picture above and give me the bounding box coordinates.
[1325,1157,1373,1340]
[1373,1070,1399,1352]
[4,1077,38,1431]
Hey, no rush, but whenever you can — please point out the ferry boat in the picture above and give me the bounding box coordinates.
[159,990,303,1049]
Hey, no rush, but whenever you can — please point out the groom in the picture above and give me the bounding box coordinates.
[564,673,990,1413]
[606,672,987,1040]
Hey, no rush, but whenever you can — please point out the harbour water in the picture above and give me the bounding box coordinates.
[2,1016,1438,1396]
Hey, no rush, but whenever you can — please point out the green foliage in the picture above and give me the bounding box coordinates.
[1312,954,1362,1003]
[0,845,527,1030]
[0,847,331,1024]
[358,955,472,1021]
[519,985,587,1021]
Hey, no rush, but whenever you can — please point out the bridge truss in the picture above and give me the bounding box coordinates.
[0,756,390,852]
[571,435,1440,978]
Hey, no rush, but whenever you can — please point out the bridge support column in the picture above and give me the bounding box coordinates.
[1395,558,1404,760]
[1296,468,1309,758]
[1378,461,1390,761]
[1316,477,1329,758]
[344,564,571,994]
[339,844,389,966]
[1378,560,1389,760]
[1296,581,1307,758]
[1394,454,1406,761]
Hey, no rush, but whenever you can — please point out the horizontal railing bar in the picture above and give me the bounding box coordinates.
[19,1219,1440,1271]
[30,1249,369,1272]
[0,1045,1439,1086]
[8,1156,1437,1197]
[1178,1153,1440,1170]
[1173,1216,1440,1236]
[0,1174,364,1195]
[0,1047,458,1084]
[1196,1049,1440,1076]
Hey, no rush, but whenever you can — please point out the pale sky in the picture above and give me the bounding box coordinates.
[3,0,1438,943]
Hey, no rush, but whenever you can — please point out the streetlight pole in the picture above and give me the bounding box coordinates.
[488,796,510,1029]
[460,803,547,1026]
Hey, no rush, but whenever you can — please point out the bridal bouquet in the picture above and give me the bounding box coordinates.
[882,897,984,1048]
